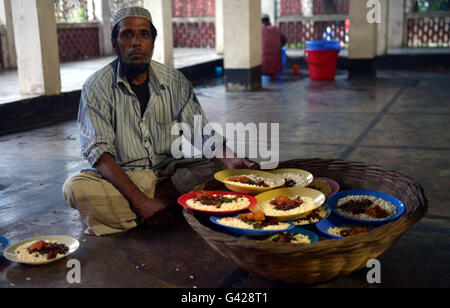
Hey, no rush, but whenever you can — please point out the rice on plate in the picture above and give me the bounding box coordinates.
[258,195,318,218]
[327,226,369,237]
[186,191,251,212]
[15,240,69,263]
[225,174,281,188]
[337,195,397,221]
[263,232,312,244]
[293,206,328,225]
[279,173,310,188]
[217,217,291,230]
[289,234,311,244]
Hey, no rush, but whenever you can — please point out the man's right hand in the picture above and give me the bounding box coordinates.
[134,197,174,227]
[94,153,175,228]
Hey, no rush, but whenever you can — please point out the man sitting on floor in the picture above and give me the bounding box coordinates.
[63,7,257,236]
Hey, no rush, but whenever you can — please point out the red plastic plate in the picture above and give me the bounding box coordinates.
[177,191,257,215]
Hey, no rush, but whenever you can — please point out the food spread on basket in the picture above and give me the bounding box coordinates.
[277,172,309,188]
[15,240,69,262]
[217,211,290,230]
[184,169,406,242]
[327,226,369,237]
[258,195,317,217]
[186,191,251,212]
[292,206,328,225]
[225,174,281,188]
[262,232,312,244]
[307,179,332,197]
[337,195,396,221]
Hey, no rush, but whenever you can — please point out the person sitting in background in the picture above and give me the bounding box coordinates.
[261,14,288,80]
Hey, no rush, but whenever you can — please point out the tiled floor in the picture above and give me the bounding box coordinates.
[0,69,448,288]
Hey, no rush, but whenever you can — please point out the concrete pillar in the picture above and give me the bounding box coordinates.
[94,0,113,56]
[215,0,224,54]
[388,0,405,48]
[261,0,276,25]
[11,0,61,95]
[348,0,378,79]
[223,0,262,92]
[0,0,16,68]
[377,0,389,56]
[144,0,174,67]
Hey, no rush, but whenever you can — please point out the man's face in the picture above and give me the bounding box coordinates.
[113,17,154,75]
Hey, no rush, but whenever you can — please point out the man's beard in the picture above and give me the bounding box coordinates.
[121,61,149,76]
[119,49,153,76]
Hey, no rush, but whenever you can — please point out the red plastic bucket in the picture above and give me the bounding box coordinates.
[305,49,339,81]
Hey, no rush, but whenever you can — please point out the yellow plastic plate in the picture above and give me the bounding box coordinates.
[253,187,326,221]
[269,168,314,188]
[214,170,285,195]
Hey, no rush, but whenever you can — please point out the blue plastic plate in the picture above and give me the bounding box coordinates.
[327,190,406,224]
[0,236,9,253]
[210,215,294,237]
[316,216,371,239]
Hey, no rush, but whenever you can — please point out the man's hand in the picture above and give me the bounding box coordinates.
[216,144,260,170]
[134,197,174,227]
[95,153,175,227]
[219,157,260,170]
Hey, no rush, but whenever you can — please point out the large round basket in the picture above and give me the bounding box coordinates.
[183,159,428,284]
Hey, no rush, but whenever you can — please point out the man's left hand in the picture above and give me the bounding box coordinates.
[219,157,260,170]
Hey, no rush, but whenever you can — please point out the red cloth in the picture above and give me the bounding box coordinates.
[261,24,287,75]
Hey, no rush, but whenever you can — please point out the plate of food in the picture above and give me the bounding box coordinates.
[253,187,326,221]
[3,235,80,266]
[214,170,285,195]
[209,211,294,237]
[291,206,331,227]
[327,190,406,224]
[0,236,9,253]
[261,228,319,244]
[268,169,314,188]
[307,177,340,198]
[316,216,371,239]
[178,190,257,215]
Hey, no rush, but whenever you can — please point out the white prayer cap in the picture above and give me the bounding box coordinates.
[112,7,153,29]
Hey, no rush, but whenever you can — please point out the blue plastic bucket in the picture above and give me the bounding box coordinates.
[306,39,341,51]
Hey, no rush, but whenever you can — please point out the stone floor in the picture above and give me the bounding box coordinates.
[0,69,449,288]
[0,48,221,105]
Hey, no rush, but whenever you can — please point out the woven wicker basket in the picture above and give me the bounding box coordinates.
[183,159,428,284]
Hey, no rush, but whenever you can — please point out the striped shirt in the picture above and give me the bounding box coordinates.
[78,58,210,171]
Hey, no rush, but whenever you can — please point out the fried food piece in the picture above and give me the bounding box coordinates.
[228,176,252,184]
[28,240,47,253]
[238,211,266,222]
[270,196,303,211]
[340,226,368,237]
[194,191,214,202]
[253,211,266,221]
[365,205,389,219]
[274,196,290,206]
